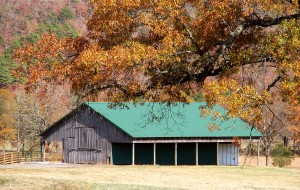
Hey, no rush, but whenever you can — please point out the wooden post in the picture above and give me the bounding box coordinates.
[42,141,46,162]
[17,152,20,163]
[153,143,156,165]
[111,148,113,165]
[132,143,135,165]
[74,149,76,164]
[217,142,219,166]
[175,143,177,166]
[196,142,198,166]
[257,140,260,166]
[3,153,5,165]
[237,145,239,166]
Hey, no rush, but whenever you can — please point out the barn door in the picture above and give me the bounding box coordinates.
[95,138,108,164]
[63,137,74,163]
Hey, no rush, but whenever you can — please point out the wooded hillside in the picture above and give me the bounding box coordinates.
[0,0,90,52]
[0,0,91,87]
[0,0,90,151]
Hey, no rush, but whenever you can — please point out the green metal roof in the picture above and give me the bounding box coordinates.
[85,102,263,138]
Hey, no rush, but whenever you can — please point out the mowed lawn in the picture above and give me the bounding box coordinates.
[0,163,299,190]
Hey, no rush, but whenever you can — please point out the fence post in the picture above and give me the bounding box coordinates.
[11,153,13,164]
[3,153,5,165]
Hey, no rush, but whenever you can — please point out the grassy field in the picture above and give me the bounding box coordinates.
[0,164,299,190]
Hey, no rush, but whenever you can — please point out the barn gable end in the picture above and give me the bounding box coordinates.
[41,104,132,164]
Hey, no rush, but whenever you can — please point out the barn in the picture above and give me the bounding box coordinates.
[40,102,262,165]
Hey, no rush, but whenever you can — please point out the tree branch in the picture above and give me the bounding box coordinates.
[267,75,281,91]
[266,105,285,127]
[245,13,300,28]
[179,20,205,55]
[86,13,300,99]
[88,81,146,98]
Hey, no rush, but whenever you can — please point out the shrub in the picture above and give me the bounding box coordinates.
[0,36,3,45]
[58,7,75,21]
[271,143,294,168]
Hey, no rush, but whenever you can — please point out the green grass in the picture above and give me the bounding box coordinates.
[0,177,10,186]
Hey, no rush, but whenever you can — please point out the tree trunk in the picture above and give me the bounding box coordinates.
[40,137,43,157]
[265,147,270,166]
[17,128,20,152]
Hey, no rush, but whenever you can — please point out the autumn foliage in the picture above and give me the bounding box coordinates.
[14,1,300,104]
[0,89,16,146]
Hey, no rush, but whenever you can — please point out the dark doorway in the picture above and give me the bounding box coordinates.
[198,143,217,165]
[135,143,154,165]
[177,143,196,165]
[156,143,175,165]
[112,143,132,165]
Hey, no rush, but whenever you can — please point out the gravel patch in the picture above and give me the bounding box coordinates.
[0,162,86,169]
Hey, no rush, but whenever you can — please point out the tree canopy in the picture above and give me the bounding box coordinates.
[14,0,300,104]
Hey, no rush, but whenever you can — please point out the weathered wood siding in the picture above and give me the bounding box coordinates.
[42,105,132,164]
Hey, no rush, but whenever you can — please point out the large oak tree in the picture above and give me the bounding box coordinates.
[14,0,300,165]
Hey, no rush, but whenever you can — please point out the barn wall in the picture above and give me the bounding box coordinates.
[42,105,132,164]
[43,115,76,142]
[218,143,238,166]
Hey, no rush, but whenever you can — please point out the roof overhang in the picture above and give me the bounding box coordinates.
[132,137,260,143]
